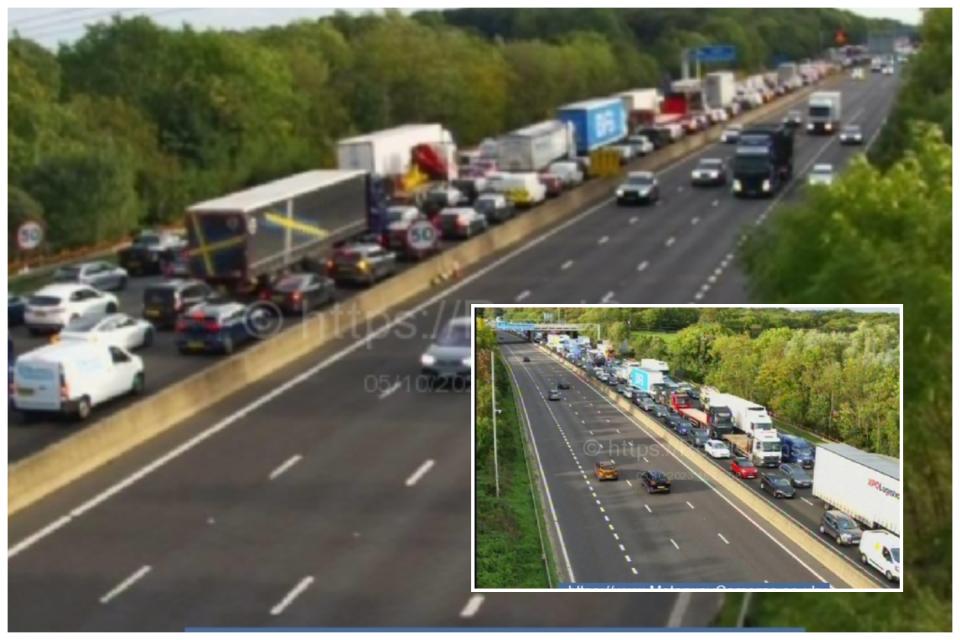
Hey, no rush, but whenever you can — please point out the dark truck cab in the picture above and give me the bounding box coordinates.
[731,124,795,198]
[117,230,186,276]
[707,404,735,438]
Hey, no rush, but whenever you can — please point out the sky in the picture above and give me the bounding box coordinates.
[6,7,923,49]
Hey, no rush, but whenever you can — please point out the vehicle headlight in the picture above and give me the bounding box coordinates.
[841,533,851,541]
[762,179,771,192]
[420,353,436,367]
[732,179,742,192]
[461,357,472,368]
[825,123,832,131]
[807,123,814,130]
[616,188,624,197]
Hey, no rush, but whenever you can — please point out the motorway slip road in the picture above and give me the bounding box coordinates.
[8,72,900,630]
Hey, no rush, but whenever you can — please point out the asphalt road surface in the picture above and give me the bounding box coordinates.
[503,336,890,588]
[8,70,901,630]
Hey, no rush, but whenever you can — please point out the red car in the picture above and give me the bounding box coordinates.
[730,457,758,479]
[539,172,564,198]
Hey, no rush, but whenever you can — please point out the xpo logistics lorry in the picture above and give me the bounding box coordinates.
[813,443,901,536]
[722,393,782,467]
[626,359,671,393]
[806,91,843,134]
[556,97,628,155]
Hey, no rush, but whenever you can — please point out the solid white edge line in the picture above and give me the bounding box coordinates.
[404,459,435,487]
[268,454,303,481]
[667,592,693,627]
[459,594,485,618]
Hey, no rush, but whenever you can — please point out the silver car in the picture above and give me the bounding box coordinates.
[420,316,472,383]
[53,261,128,291]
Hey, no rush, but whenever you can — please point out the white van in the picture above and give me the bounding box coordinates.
[12,342,145,421]
[486,172,546,207]
[858,530,901,582]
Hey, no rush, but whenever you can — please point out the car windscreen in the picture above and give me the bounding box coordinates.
[627,176,653,186]
[54,267,81,280]
[135,234,161,246]
[64,315,101,331]
[739,459,755,468]
[144,288,175,306]
[699,159,722,168]
[733,154,771,174]
[891,548,900,563]
[28,295,62,307]
[837,517,858,530]
[771,477,791,487]
[809,106,831,117]
[436,322,470,347]
[276,275,309,292]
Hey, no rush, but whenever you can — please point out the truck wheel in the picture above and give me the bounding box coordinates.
[76,397,92,421]
[819,525,825,534]
[860,553,868,565]
[836,535,843,545]
[885,570,893,582]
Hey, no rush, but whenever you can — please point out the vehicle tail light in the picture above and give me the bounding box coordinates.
[60,368,69,401]
[325,259,335,273]
[259,290,270,301]
[291,291,303,302]
[175,319,188,332]
[203,320,221,332]
[357,260,370,272]
[174,299,183,312]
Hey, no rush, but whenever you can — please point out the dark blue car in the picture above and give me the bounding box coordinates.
[175,301,267,355]
[8,294,26,327]
[780,434,816,468]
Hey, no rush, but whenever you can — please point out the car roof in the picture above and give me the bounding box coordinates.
[339,242,381,253]
[17,341,110,362]
[813,164,833,171]
[627,171,654,179]
[148,278,203,290]
[33,283,93,296]
[699,157,723,164]
[440,207,476,215]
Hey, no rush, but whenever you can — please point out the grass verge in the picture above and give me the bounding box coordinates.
[475,350,554,588]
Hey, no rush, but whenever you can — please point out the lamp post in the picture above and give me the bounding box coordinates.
[492,351,500,498]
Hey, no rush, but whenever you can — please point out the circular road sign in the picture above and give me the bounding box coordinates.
[406,219,438,252]
[17,221,44,251]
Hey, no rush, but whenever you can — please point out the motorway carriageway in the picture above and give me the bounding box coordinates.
[8,72,900,630]
[506,336,889,588]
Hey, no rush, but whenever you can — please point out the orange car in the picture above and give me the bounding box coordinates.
[594,460,619,481]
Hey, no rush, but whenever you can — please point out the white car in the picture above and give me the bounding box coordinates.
[53,260,128,291]
[610,144,637,164]
[859,530,901,582]
[704,439,731,459]
[24,284,120,334]
[12,342,144,421]
[882,65,895,75]
[546,160,584,187]
[625,135,654,157]
[808,163,835,186]
[721,125,743,144]
[58,313,155,350]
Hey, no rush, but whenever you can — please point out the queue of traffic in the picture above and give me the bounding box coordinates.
[533,331,901,583]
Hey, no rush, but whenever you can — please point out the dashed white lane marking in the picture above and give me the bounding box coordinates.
[603,515,610,522]
[801,497,814,506]
[598,235,609,245]
[665,236,676,248]
[561,259,574,270]
[718,533,730,545]
[608,523,615,531]
[404,459,435,487]
[601,291,615,303]
[629,216,639,224]
[613,533,620,540]
[619,544,626,552]
[460,594,485,618]
[99,565,151,604]
[642,457,649,463]
[624,555,632,563]
[268,454,303,481]
[378,382,402,399]
[686,501,695,510]
[670,538,680,550]
[644,504,652,513]
[625,480,632,487]
[270,575,315,615]
[631,567,639,575]
[691,216,700,225]
[515,289,531,302]
[637,260,649,272]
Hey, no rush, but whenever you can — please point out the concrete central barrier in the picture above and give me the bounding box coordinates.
[537,343,879,589]
[8,78,836,517]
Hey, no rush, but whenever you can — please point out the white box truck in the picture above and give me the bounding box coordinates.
[807,91,842,134]
[704,71,736,109]
[723,393,782,466]
[337,124,456,177]
[813,443,901,536]
[497,120,575,172]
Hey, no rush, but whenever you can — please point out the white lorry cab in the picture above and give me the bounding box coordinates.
[859,530,901,583]
[12,342,145,420]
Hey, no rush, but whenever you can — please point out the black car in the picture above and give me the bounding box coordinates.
[262,273,335,315]
[142,279,216,329]
[685,427,711,448]
[474,193,515,224]
[557,381,571,390]
[8,294,26,327]
[616,171,660,205]
[640,470,672,494]
[666,414,684,432]
[548,390,561,401]
[820,509,863,546]
[652,404,670,420]
[522,356,531,363]
[783,110,803,127]
[758,471,797,499]
[778,463,813,488]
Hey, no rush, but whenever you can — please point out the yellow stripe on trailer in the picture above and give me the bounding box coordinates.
[263,212,330,239]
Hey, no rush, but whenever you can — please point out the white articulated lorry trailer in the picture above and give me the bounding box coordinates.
[723,393,782,467]
[704,71,736,109]
[497,120,575,172]
[812,443,901,536]
[337,123,457,177]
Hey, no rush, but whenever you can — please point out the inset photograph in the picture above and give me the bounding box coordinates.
[472,305,901,591]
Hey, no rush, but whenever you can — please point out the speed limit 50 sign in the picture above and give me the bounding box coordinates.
[17,221,44,251]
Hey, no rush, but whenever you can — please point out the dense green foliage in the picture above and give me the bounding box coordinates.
[475,326,552,588]
[500,307,899,455]
[9,9,900,254]
[738,8,950,631]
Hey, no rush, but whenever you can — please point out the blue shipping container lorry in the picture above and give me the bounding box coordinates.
[556,98,628,154]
